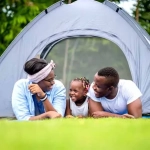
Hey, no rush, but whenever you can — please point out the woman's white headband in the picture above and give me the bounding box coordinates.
[27,60,55,83]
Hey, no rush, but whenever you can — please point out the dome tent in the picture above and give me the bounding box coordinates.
[0,0,150,117]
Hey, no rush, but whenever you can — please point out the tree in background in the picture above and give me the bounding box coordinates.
[0,0,58,55]
[133,0,150,34]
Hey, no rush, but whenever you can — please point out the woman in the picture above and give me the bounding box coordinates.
[12,58,66,120]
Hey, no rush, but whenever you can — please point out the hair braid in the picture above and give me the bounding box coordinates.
[72,77,90,91]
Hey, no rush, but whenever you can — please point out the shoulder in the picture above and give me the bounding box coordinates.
[119,79,139,90]
[118,79,142,103]
[12,79,31,96]
[14,79,30,85]
[13,79,30,89]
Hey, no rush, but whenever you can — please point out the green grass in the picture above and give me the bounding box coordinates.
[0,118,149,150]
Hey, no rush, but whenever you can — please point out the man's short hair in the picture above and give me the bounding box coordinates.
[97,67,119,87]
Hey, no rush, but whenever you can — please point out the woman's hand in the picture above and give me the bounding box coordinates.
[46,111,61,119]
[92,111,106,118]
[28,84,45,98]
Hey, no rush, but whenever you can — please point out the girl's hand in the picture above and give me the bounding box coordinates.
[28,84,45,98]
[77,115,83,118]
[66,115,74,118]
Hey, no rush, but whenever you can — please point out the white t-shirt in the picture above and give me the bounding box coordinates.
[70,97,88,117]
[87,79,142,115]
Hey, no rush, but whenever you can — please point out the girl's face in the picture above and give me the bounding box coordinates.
[69,81,87,102]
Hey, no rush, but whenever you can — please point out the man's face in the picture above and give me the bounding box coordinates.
[92,73,110,98]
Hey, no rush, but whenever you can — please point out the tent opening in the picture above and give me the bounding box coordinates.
[42,37,132,95]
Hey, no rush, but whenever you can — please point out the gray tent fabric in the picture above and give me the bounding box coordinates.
[0,0,150,117]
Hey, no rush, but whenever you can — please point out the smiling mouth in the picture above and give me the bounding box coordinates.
[94,91,99,95]
[70,96,76,100]
[48,86,53,89]
[71,96,75,98]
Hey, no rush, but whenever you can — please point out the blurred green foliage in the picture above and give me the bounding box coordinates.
[132,0,150,34]
[0,0,58,55]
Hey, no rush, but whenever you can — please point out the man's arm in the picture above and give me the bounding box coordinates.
[127,98,142,118]
[89,98,103,113]
[87,84,124,118]
[124,80,142,118]
[89,98,134,118]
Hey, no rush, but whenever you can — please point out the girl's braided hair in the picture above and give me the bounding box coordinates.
[72,77,90,91]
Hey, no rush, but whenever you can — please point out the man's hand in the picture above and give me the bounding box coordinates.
[28,84,45,98]
[92,111,106,118]
[122,114,135,119]
[46,111,61,119]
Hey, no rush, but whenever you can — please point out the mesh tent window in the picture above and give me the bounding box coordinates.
[41,37,132,96]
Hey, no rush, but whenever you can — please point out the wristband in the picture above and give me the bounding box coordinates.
[40,94,47,102]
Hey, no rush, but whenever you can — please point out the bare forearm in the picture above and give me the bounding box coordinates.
[92,111,124,118]
[92,111,136,118]
[65,110,71,116]
[43,99,56,112]
[100,111,123,118]
[29,113,48,120]
[129,111,142,118]
[29,111,62,120]
[65,100,71,116]
[65,110,72,117]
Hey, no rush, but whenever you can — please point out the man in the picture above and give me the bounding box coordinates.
[87,67,142,118]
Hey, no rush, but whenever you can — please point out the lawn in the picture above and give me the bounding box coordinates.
[0,118,149,150]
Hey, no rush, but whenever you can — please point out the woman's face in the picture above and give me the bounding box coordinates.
[38,70,55,92]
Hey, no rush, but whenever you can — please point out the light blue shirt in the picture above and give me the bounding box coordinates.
[12,79,66,120]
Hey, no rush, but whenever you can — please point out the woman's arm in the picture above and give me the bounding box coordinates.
[29,111,61,120]
[29,84,57,112]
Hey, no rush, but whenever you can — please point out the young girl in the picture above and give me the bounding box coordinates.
[65,77,90,118]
